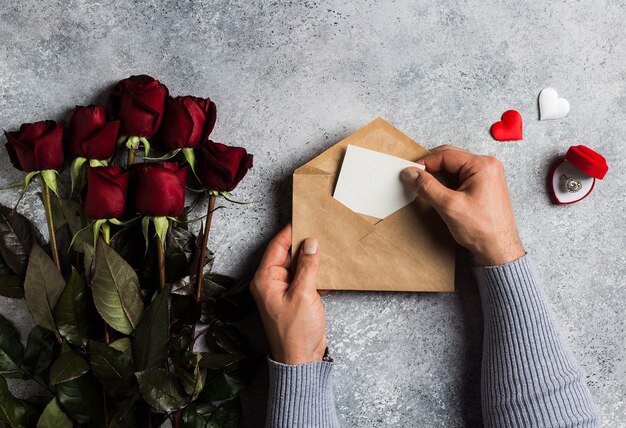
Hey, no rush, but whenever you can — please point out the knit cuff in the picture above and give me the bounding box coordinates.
[473,254,537,314]
[266,358,339,427]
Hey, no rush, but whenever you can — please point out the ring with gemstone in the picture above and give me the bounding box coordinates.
[561,174,582,193]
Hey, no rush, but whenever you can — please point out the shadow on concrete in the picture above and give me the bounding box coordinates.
[454,247,485,426]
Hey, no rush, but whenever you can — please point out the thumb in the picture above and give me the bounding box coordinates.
[401,167,455,210]
[290,238,320,294]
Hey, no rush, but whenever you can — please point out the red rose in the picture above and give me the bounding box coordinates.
[196,141,253,192]
[158,96,217,150]
[132,162,187,217]
[107,75,169,137]
[84,166,130,219]
[68,105,120,160]
[4,121,64,172]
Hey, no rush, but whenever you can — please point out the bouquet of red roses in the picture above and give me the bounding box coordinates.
[0,75,255,427]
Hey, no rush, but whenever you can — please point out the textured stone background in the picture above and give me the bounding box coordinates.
[1,0,625,426]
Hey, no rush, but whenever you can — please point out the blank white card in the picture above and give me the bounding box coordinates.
[333,145,425,219]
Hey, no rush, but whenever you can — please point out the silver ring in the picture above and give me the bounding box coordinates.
[561,174,582,193]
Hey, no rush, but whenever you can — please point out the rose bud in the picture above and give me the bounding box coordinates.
[4,121,64,172]
[158,96,217,150]
[107,75,169,137]
[132,162,187,217]
[68,105,120,160]
[84,166,130,219]
[196,140,253,192]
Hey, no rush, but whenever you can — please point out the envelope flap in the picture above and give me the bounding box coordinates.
[317,200,455,291]
[304,117,430,174]
[371,199,456,280]
[292,171,374,258]
[294,164,329,176]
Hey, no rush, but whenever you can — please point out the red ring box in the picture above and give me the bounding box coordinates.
[550,145,608,205]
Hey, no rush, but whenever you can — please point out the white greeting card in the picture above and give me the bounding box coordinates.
[333,145,425,219]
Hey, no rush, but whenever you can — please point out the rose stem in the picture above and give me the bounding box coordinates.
[40,176,61,270]
[188,195,217,352]
[100,225,112,343]
[157,236,166,291]
[127,148,136,166]
[101,227,111,428]
[195,195,216,302]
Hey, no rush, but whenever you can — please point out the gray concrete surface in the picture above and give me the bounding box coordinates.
[1,0,625,426]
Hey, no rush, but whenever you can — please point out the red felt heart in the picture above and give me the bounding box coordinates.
[490,110,523,141]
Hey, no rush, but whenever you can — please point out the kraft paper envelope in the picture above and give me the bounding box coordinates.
[292,117,455,292]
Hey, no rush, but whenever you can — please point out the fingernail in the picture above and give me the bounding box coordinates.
[401,168,419,183]
[302,238,318,255]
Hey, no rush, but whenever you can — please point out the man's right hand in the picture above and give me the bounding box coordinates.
[401,145,525,266]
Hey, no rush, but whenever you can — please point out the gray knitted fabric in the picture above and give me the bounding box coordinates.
[266,255,598,427]
[266,358,339,428]
[476,256,598,427]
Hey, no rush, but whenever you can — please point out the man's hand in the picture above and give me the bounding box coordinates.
[250,224,327,364]
[401,145,525,266]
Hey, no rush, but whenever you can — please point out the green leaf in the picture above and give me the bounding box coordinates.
[0,315,23,376]
[22,327,56,376]
[201,277,228,299]
[92,239,143,334]
[0,376,27,427]
[109,338,132,358]
[171,295,202,326]
[92,219,108,248]
[89,341,136,398]
[41,170,59,196]
[0,275,23,298]
[139,137,151,156]
[53,268,89,347]
[70,157,87,194]
[108,395,140,428]
[141,216,150,252]
[199,353,244,369]
[50,351,89,385]
[164,227,195,282]
[23,171,40,192]
[52,224,73,277]
[136,368,187,412]
[49,198,90,252]
[212,324,249,355]
[182,148,197,176]
[109,225,144,265]
[55,373,104,426]
[0,254,14,276]
[171,257,214,297]
[181,402,216,427]
[199,367,249,402]
[19,397,49,428]
[24,244,65,333]
[175,354,205,400]
[0,204,45,276]
[83,243,95,279]
[204,273,236,293]
[36,398,72,428]
[206,398,240,428]
[152,216,169,248]
[132,286,170,371]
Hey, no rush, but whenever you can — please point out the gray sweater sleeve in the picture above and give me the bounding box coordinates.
[266,358,340,427]
[475,255,599,427]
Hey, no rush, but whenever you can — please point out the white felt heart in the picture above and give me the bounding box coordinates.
[539,87,570,120]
